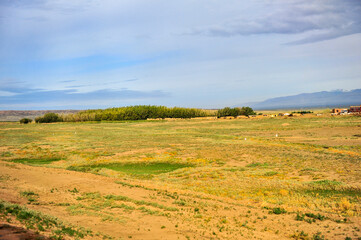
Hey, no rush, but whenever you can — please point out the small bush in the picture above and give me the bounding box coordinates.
[296,213,305,221]
[270,207,287,214]
[19,118,32,124]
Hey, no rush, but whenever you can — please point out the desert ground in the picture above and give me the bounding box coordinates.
[0,114,360,239]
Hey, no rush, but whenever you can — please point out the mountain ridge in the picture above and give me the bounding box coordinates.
[238,89,361,110]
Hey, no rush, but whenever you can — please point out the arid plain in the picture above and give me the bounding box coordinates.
[0,114,360,239]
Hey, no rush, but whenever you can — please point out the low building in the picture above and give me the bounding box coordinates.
[332,108,348,114]
[349,105,361,113]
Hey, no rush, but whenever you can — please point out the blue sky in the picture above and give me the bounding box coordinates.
[0,0,360,110]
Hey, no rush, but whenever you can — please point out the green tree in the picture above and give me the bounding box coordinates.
[240,107,255,116]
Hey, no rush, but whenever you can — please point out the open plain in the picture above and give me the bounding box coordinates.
[0,115,360,239]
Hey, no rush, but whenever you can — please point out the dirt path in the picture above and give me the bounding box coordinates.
[0,162,359,240]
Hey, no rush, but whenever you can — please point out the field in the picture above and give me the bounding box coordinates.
[0,115,360,239]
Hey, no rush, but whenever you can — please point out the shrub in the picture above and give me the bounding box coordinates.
[35,113,62,123]
[270,207,287,214]
[19,118,32,124]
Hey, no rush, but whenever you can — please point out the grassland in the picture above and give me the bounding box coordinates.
[0,114,360,239]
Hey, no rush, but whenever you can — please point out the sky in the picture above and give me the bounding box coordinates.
[0,0,360,110]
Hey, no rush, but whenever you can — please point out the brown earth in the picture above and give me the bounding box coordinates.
[0,223,51,240]
[1,162,360,240]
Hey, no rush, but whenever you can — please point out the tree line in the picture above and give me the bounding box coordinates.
[26,105,255,123]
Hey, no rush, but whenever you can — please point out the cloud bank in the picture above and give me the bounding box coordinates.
[188,0,361,44]
[0,0,360,109]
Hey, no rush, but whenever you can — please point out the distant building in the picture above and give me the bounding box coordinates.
[332,108,348,114]
[349,105,361,113]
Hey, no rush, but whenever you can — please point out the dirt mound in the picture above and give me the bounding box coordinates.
[0,223,50,240]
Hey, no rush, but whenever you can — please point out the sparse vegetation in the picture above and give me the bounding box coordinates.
[0,200,91,239]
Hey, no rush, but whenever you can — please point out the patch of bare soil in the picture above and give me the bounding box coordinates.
[0,223,50,240]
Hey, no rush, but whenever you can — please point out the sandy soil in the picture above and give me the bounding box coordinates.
[1,161,360,240]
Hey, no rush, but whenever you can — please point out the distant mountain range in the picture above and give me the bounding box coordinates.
[0,110,80,122]
[240,89,361,110]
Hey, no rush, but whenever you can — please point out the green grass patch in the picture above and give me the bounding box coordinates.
[304,189,360,198]
[246,162,269,168]
[263,171,278,176]
[91,162,193,175]
[12,158,62,165]
[308,180,343,186]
